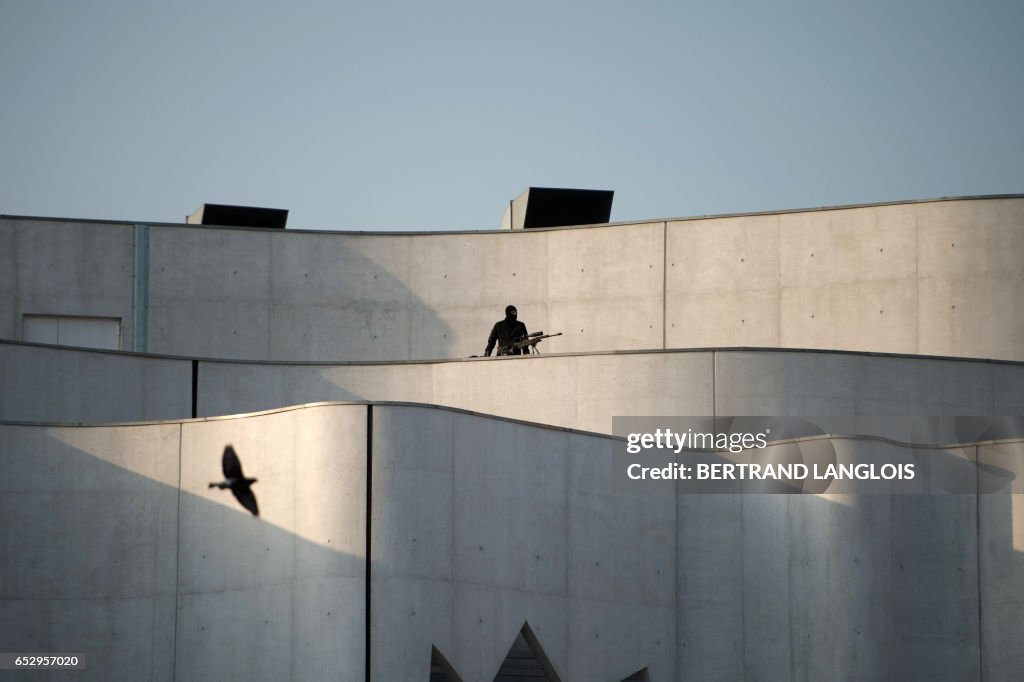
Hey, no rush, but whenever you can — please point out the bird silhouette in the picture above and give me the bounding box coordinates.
[208,445,259,516]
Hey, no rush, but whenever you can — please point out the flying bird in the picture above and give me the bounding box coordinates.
[208,445,259,516]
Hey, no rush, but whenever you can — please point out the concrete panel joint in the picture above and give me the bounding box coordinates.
[133,224,149,352]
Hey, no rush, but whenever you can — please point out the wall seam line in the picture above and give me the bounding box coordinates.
[11,222,19,340]
[776,215,782,347]
[172,422,182,682]
[976,442,983,682]
[267,233,273,360]
[914,211,920,355]
[365,405,373,682]
[449,412,455,660]
[674,428,680,680]
[133,224,149,353]
[662,221,668,349]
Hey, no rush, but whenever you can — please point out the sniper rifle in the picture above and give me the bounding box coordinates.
[498,331,563,356]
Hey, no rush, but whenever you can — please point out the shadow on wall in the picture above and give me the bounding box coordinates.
[146,229,456,362]
[2,409,1024,681]
[674,440,1024,682]
[0,422,365,681]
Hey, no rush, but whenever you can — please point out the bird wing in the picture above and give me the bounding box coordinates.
[222,445,243,479]
[232,486,259,517]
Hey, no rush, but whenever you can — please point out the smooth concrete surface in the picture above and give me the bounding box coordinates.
[1,218,136,350]
[0,422,181,681]
[5,341,1023,435]
[1,404,368,682]
[3,403,1023,681]
[2,193,1022,681]
[666,198,1024,361]
[175,406,367,681]
[0,342,192,423]
[978,440,1024,680]
[3,196,1022,362]
[677,440,982,681]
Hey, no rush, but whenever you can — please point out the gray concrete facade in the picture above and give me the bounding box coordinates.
[2,195,1023,681]
[3,341,1021,432]
[3,404,1023,680]
[3,195,1023,362]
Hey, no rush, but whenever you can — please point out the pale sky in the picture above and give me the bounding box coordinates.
[1,0,1021,230]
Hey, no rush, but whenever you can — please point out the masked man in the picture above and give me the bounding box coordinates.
[485,305,528,356]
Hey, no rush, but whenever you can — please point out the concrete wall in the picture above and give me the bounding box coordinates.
[0,218,136,350]
[665,198,1024,362]
[370,405,676,680]
[4,340,1022,433]
[197,350,1023,434]
[0,421,181,681]
[0,404,367,682]
[0,342,192,424]
[3,403,1022,680]
[3,196,1022,362]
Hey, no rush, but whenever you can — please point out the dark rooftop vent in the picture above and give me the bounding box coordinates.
[502,187,613,230]
[186,203,289,229]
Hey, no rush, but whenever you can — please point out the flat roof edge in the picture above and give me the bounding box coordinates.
[2,338,1023,367]
[3,193,1022,235]
[3,400,1022,451]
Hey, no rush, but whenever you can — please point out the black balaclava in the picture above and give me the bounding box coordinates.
[505,305,517,321]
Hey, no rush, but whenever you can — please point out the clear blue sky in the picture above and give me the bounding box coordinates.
[2,0,1021,231]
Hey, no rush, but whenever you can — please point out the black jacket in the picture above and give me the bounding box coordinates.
[485,318,528,356]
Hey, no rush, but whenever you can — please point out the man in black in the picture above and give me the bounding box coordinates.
[485,305,528,356]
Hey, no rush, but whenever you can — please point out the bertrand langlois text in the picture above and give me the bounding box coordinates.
[623,427,916,481]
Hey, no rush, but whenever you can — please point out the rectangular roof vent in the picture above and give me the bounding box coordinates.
[502,187,613,229]
[186,203,289,229]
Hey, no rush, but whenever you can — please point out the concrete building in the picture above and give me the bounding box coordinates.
[1,195,1023,680]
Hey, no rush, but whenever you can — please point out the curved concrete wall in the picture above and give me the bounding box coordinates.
[3,196,1023,362]
[3,194,1023,681]
[1,404,368,681]
[0,342,192,424]
[3,341,1022,435]
[3,403,1023,680]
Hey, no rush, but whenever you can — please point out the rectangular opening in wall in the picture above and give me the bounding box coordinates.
[23,315,121,351]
